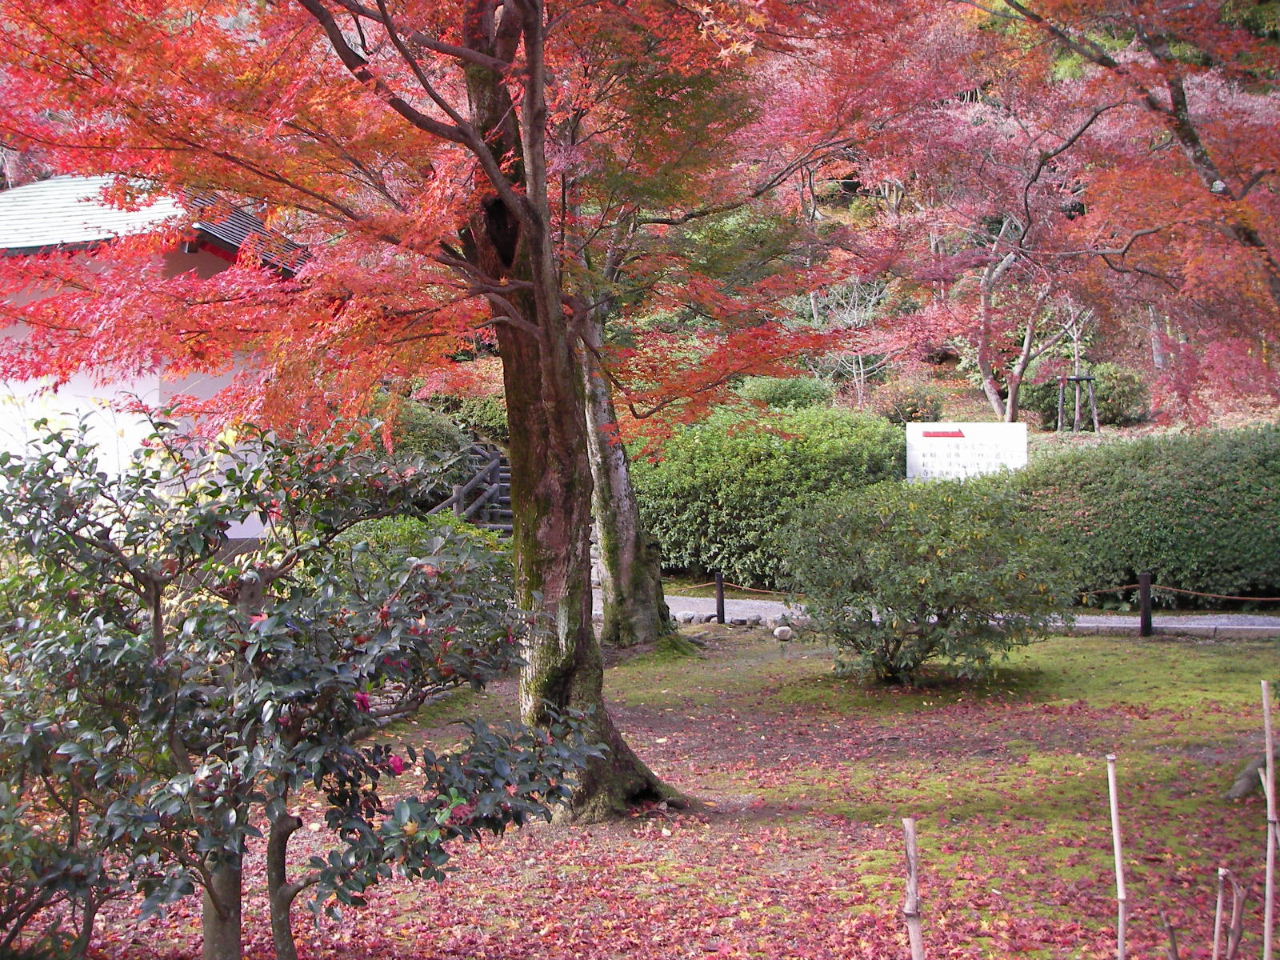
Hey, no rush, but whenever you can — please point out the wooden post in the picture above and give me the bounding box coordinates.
[715,571,725,625]
[1138,572,1153,638]
[1057,377,1066,432]
[1264,681,1277,960]
[1107,754,1128,960]
[902,817,926,960]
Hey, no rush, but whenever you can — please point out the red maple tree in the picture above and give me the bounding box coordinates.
[0,0,890,827]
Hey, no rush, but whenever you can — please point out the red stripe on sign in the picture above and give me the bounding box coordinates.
[922,430,965,438]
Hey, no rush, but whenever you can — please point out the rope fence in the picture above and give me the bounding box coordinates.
[681,580,789,597]
[687,579,1280,604]
[1081,584,1280,604]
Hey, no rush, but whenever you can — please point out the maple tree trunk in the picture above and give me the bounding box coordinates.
[977,355,1007,421]
[201,856,243,960]
[458,3,673,821]
[583,338,671,648]
[498,304,675,820]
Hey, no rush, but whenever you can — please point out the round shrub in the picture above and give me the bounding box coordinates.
[873,380,944,423]
[1019,427,1280,606]
[337,513,512,573]
[784,478,1078,683]
[737,375,834,410]
[1020,363,1151,430]
[424,394,509,445]
[632,407,904,588]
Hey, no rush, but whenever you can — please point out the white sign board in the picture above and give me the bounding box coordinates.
[906,422,1027,481]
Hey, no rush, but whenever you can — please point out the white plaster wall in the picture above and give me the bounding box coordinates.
[0,245,264,535]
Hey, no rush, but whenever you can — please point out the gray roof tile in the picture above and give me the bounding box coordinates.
[0,175,307,273]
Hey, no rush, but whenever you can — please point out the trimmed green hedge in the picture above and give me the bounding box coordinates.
[632,407,904,588]
[1019,427,1280,606]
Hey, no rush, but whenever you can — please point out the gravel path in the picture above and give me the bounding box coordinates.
[601,592,1280,637]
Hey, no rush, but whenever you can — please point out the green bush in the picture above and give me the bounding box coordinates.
[336,513,512,575]
[425,394,509,445]
[1019,427,1280,606]
[389,398,469,457]
[873,380,944,423]
[0,421,582,952]
[737,375,834,409]
[632,407,904,588]
[784,478,1077,684]
[1020,363,1151,430]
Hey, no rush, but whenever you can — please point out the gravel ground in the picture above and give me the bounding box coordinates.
[592,592,1280,635]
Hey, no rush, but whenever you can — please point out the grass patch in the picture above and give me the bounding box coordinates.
[100,625,1280,960]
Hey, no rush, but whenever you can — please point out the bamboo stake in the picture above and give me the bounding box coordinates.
[1160,911,1180,960]
[1107,754,1127,960]
[1214,867,1247,960]
[1263,680,1277,960]
[902,817,926,960]
[1213,867,1228,960]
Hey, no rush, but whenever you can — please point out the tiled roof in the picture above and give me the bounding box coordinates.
[0,175,184,250]
[184,192,309,273]
[0,175,307,273]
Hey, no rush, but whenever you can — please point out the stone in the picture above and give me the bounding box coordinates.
[677,612,695,624]
[773,625,794,642]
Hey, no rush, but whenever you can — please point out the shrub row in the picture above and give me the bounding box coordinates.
[632,407,904,588]
[1017,427,1280,606]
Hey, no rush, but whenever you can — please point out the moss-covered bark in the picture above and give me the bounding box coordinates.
[460,1,676,821]
[583,341,671,649]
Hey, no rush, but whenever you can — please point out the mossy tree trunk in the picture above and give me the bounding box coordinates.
[463,1,676,821]
[582,327,671,648]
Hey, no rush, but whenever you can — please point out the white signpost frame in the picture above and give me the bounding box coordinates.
[906,422,1028,481]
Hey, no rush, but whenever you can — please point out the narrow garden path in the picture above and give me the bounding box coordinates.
[651,592,1280,638]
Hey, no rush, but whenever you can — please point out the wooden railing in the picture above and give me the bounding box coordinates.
[426,444,512,534]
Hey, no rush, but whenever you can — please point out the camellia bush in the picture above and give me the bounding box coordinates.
[1018,426,1280,606]
[783,478,1078,684]
[0,421,595,960]
[633,407,904,588]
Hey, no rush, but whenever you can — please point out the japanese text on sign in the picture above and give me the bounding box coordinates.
[906,422,1028,481]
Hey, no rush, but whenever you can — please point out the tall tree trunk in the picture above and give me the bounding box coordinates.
[201,856,242,960]
[496,300,676,820]
[582,330,671,648]
[462,0,673,820]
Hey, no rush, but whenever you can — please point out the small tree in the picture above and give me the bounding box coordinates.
[784,478,1076,684]
[0,421,595,960]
